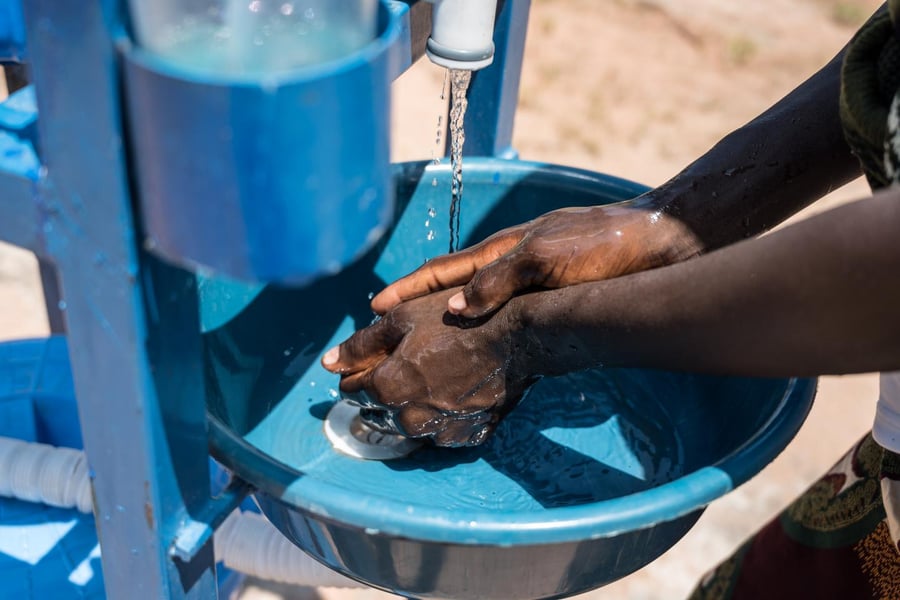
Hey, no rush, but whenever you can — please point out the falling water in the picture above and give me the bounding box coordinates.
[447,69,472,253]
[432,69,450,167]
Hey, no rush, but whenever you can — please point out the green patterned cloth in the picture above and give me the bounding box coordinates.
[840,3,900,188]
[689,435,900,599]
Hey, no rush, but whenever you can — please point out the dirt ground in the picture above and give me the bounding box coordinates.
[0,0,888,598]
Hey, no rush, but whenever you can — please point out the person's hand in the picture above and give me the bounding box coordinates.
[321,288,535,447]
[370,199,702,319]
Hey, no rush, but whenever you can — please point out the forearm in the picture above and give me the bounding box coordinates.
[643,48,862,251]
[514,188,900,378]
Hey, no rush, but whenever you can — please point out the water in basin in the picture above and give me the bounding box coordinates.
[246,368,684,514]
[202,159,814,598]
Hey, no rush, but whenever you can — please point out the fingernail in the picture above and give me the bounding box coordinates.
[322,346,340,366]
[448,292,467,314]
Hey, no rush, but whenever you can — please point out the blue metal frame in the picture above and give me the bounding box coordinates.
[0,0,530,598]
[462,0,531,158]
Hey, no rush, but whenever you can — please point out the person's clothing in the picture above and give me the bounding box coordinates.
[840,4,899,188]
[842,1,900,469]
[689,4,900,598]
[874,373,900,452]
[688,434,900,599]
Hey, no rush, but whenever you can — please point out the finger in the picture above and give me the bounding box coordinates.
[342,390,381,409]
[321,315,405,374]
[451,249,542,318]
[370,232,520,314]
[338,366,376,394]
[339,357,417,411]
[395,404,447,438]
[359,408,402,435]
[431,413,495,448]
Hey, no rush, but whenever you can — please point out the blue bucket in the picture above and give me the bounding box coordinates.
[121,2,401,285]
[203,159,815,599]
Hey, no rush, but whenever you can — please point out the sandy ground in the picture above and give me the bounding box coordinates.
[0,0,888,598]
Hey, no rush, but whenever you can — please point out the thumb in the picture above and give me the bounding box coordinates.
[449,252,537,318]
[321,316,404,374]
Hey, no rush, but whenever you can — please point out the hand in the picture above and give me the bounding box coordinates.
[370,199,702,319]
[321,288,535,447]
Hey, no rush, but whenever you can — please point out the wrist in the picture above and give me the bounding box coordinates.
[506,287,606,378]
[621,189,708,263]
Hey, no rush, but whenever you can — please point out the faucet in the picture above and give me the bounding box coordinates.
[425,0,499,71]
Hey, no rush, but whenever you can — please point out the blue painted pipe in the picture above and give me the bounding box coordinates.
[0,0,25,62]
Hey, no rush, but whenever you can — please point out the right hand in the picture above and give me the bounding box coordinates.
[322,288,536,447]
[371,198,703,319]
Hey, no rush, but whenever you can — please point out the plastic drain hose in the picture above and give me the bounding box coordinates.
[0,436,362,589]
[214,508,362,588]
[0,436,93,513]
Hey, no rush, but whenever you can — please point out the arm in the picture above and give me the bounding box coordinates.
[516,188,900,378]
[324,187,900,446]
[372,47,863,318]
[657,49,862,250]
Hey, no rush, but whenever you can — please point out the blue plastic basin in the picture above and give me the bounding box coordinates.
[204,159,815,599]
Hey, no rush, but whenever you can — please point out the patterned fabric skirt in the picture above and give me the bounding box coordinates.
[688,434,900,600]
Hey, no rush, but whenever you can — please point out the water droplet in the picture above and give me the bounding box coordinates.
[57,300,67,310]
[367,291,375,300]
[440,68,450,100]
[280,2,294,16]
[248,0,262,13]
[309,381,317,387]
[328,389,339,399]
[431,178,438,187]
[283,349,291,356]
[428,207,437,218]
[427,230,435,241]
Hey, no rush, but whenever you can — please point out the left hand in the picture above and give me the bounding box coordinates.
[369,201,703,319]
[321,288,535,447]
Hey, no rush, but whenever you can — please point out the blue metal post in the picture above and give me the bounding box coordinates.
[0,1,530,598]
[462,0,531,158]
[20,0,218,597]
[0,0,26,62]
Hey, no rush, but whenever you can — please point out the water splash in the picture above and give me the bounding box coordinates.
[448,69,472,253]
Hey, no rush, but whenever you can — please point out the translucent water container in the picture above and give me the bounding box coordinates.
[127,0,379,75]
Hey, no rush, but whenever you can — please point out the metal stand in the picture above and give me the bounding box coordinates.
[0,1,529,598]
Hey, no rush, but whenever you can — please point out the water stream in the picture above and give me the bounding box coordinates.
[447,69,472,253]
